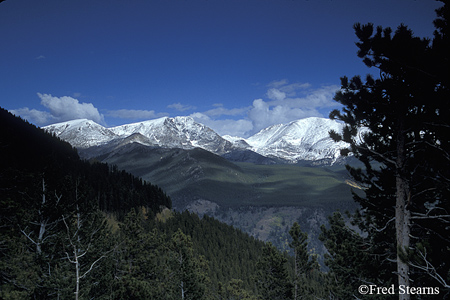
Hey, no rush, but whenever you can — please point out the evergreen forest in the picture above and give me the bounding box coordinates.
[1,1,449,299]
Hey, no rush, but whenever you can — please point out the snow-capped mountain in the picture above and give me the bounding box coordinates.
[44,116,233,155]
[44,119,118,149]
[110,116,233,154]
[44,116,352,164]
[244,117,349,163]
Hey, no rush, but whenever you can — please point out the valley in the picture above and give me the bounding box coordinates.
[96,143,360,262]
[98,144,357,210]
[44,116,363,260]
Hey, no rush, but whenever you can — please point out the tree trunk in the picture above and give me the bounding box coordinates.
[74,247,80,300]
[395,119,411,300]
[396,175,411,300]
[36,178,47,254]
[181,280,185,300]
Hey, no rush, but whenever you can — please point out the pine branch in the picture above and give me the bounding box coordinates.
[369,217,396,232]
[411,212,450,223]
[354,144,397,166]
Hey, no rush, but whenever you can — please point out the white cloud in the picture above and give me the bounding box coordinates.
[281,82,311,92]
[201,104,248,117]
[268,85,339,108]
[38,93,105,125]
[247,83,341,133]
[268,80,311,96]
[9,107,53,125]
[106,109,166,120]
[185,81,340,137]
[11,94,105,126]
[267,88,286,101]
[190,112,253,137]
[188,103,251,136]
[268,79,289,88]
[167,102,196,112]
[248,98,322,133]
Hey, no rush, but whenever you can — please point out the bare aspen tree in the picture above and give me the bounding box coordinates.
[62,203,110,300]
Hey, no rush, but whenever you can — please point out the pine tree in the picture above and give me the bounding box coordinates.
[289,222,317,300]
[319,212,395,299]
[113,208,165,299]
[329,2,450,298]
[256,242,293,300]
[167,229,208,300]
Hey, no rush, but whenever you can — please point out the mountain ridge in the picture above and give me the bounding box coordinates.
[43,114,360,260]
[44,116,350,165]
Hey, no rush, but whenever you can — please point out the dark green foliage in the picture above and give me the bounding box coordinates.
[0,109,170,298]
[325,1,450,297]
[0,233,39,299]
[256,242,293,300]
[109,209,268,299]
[217,279,258,300]
[166,229,208,300]
[319,212,395,299]
[289,222,322,300]
[84,162,172,218]
[153,210,266,294]
[111,208,166,299]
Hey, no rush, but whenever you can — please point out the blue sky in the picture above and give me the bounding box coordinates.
[1,0,441,137]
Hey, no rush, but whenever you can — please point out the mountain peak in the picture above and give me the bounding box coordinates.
[170,116,195,123]
[245,117,347,163]
[45,116,232,156]
[44,116,351,165]
[44,119,116,149]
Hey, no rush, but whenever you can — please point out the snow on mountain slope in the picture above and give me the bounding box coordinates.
[43,119,118,148]
[43,116,355,164]
[222,135,251,149]
[245,117,348,162]
[110,116,233,154]
[44,116,233,155]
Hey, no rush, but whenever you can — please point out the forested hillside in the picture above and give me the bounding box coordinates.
[2,108,327,299]
[0,107,172,217]
[1,108,172,298]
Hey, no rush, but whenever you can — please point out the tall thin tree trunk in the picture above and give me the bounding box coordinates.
[74,247,80,300]
[396,175,411,300]
[181,281,185,300]
[396,119,411,300]
[36,178,47,254]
